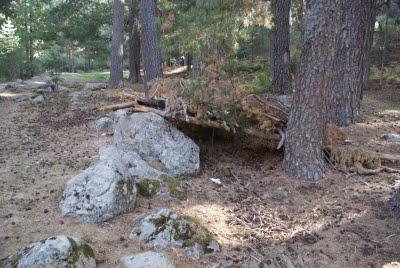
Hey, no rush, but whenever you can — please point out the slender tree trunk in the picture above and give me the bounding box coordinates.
[140,0,162,82]
[129,0,141,83]
[193,0,207,77]
[283,0,340,180]
[271,0,291,94]
[109,0,124,88]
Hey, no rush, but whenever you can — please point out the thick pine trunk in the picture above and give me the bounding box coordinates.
[109,0,124,88]
[129,0,141,83]
[271,0,291,94]
[330,0,376,126]
[283,0,340,180]
[330,0,364,126]
[140,0,163,82]
[361,1,376,92]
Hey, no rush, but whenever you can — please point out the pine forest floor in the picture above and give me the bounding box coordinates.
[0,73,399,268]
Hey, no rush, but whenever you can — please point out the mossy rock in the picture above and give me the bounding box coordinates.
[137,179,161,197]
[162,175,187,200]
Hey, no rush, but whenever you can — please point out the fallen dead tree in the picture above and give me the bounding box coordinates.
[103,77,400,175]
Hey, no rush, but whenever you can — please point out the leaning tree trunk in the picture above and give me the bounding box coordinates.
[109,0,124,88]
[283,0,340,180]
[140,0,163,82]
[129,0,141,83]
[329,0,366,126]
[271,0,291,94]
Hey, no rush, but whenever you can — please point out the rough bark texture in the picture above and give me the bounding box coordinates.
[329,0,364,126]
[283,0,340,180]
[129,0,141,83]
[109,0,124,89]
[140,0,163,82]
[361,0,377,92]
[271,0,291,94]
[330,0,376,126]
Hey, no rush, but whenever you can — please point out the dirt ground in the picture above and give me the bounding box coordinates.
[0,76,399,268]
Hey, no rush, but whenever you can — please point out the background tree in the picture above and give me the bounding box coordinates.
[109,0,124,88]
[140,0,163,82]
[329,0,368,126]
[283,0,340,180]
[271,0,291,94]
[129,0,141,83]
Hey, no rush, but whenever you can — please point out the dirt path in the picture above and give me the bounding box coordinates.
[0,80,399,267]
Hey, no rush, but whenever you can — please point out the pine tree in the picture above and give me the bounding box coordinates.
[109,0,124,89]
[283,0,341,180]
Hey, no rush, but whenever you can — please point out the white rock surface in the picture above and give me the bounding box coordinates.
[114,112,200,177]
[121,252,174,268]
[59,146,137,223]
[2,235,96,268]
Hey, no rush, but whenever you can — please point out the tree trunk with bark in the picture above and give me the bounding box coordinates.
[330,0,377,126]
[140,0,163,82]
[329,0,365,126]
[361,0,377,93]
[283,0,340,180]
[271,0,291,94]
[193,0,207,77]
[129,0,141,83]
[109,0,124,88]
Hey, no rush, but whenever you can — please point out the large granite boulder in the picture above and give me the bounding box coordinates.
[114,112,200,177]
[121,252,175,268]
[1,235,96,268]
[59,146,137,223]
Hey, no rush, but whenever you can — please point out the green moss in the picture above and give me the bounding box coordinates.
[136,179,161,197]
[183,215,218,251]
[67,237,95,267]
[30,93,41,99]
[163,176,187,200]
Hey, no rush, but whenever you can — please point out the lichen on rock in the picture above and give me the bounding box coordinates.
[129,208,219,259]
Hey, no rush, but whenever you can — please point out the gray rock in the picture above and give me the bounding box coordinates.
[383,133,400,142]
[1,235,96,268]
[12,95,28,103]
[114,112,200,177]
[129,208,219,258]
[206,240,220,253]
[15,79,23,84]
[91,117,114,132]
[108,108,132,123]
[70,91,84,105]
[121,252,174,268]
[83,83,107,91]
[59,146,137,223]
[129,208,191,249]
[31,95,45,105]
[33,87,53,94]
[5,82,18,91]
[185,243,202,260]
